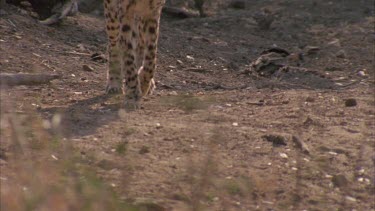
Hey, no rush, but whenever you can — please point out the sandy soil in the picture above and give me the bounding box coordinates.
[0,0,374,210]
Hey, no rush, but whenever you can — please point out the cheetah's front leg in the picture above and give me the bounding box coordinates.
[139,17,161,96]
[104,0,122,94]
[105,44,123,94]
[119,16,142,109]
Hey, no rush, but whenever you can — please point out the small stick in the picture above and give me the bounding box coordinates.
[0,73,61,87]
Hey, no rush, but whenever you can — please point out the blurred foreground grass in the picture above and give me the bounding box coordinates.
[0,97,137,211]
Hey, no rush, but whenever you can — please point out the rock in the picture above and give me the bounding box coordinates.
[247,52,287,77]
[344,98,357,107]
[335,49,347,58]
[345,196,357,202]
[279,153,288,159]
[262,135,287,147]
[327,39,341,47]
[82,64,94,72]
[156,123,162,129]
[38,0,78,25]
[357,70,367,77]
[176,60,183,65]
[305,96,315,102]
[186,55,194,60]
[91,53,107,63]
[162,6,200,18]
[304,46,320,55]
[332,174,348,188]
[168,91,178,96]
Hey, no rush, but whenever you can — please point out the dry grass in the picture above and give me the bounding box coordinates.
[0,93,136,211]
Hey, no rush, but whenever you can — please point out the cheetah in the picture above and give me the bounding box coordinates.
[104,0,165,108]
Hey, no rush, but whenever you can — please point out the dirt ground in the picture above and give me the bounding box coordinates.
[0,0,374,210]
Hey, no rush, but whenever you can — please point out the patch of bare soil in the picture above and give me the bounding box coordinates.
[1,0,374,210]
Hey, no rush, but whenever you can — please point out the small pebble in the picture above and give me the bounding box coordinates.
[357,71,366,77]
[186,55,194,60]
[328,151,338,156]
[51,154,58,160]
[279,153,288,159]
[345,196,357,202]
[168,91,178,96]
[156,123,161,129]
[358,168,365,175]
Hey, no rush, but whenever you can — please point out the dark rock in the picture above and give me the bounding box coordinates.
[305,96,315,102]
[332,174,348,188]
[262,135,287,147]
[345,98,357,107]
[82,64,94,72]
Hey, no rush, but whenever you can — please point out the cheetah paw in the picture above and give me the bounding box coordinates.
[105,81,122,94]
[124,98,140,110]
[141,79,156,96]
[147,79,156,95]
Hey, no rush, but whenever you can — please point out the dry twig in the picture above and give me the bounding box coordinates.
[0,73,61,87]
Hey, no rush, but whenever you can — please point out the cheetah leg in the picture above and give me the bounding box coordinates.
[119,14,142,109]
[135,19,145,72]
[104,0,122,94]
[139,16,160,96]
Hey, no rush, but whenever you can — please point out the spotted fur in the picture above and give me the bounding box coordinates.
[104,0,165,108]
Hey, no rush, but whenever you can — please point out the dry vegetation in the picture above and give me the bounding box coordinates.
[1,0,374,210]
